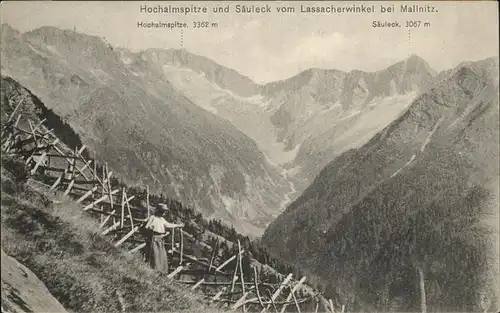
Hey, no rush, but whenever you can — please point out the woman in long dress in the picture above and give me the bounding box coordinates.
[143,204,184,273]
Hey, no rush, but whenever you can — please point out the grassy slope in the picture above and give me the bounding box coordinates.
[0,74,321,310]
[0,156,227,313]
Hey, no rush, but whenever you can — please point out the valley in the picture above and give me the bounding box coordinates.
[1,21,498,313]
[1,25,290,237]
[160,49,435,204]
[262,57,500,312]
[1,24,435,237]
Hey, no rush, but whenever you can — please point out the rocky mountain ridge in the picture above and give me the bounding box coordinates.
[156,45,438,195]
[261,57,500,312]
[0,24,291,236]
[0,23,458,238]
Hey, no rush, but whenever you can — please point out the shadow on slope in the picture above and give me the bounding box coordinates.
[1,76,87,158]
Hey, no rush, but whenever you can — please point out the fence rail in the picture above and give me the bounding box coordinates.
[1,105,342,312]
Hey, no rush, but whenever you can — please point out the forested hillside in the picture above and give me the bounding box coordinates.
[262,57,500,312]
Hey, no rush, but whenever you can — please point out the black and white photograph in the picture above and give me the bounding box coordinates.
[0,1,498,312]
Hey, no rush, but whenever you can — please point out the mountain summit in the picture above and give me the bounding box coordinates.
[156,43,437,196]
[0,24,291,236]
[141,48,261,97]
[0,24,446,237]
[262,57,499,312]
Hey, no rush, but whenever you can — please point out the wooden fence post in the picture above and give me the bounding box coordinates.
[171,228,175,254]
[62,147,77,196]
[101,164,106,221]
[83,189,119,211]
[105,163,115,224]
[208,240,219,272]
[215,249,245,272]
[191,278,206,291]
[211,287,227,302]
[292,292,301,313]
[180,229,184,265]
[146,185,150,218]
[267,289,279,313]
[127,242,146,254]
[125,194,134,229]
[230,251,240,305]
[237,240,247,312]
[167,266,183,279]
[6,97,25,123]
[329,299,334,313]
[254,267,265,308]
[280,276,307,313]
[261,273,293,313]
[114,226,139,247]
[93,162,101,223]
[120,188,125,228]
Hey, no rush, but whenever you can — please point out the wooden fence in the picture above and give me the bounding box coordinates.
[1,100,343,313]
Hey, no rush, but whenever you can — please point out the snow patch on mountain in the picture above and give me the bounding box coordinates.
[90,68,111,83]
[421,116,445,152]
[162,65,221,114]
[390,154,417,178]
[161,64,296,167]
[119,51,133,65]
[46,45,61,56]
[27,42,51,58]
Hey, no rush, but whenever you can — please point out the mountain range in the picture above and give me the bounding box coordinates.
[1,24,439,236]
[159,49,437,194]
[1,23,498,312]
[0,24,291,236]
[2,23,495,245]
[262,56,500,311]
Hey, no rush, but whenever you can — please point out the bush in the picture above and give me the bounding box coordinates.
[1,155,29,183]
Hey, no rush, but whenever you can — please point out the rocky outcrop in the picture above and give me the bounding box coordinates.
[1,249,68,313]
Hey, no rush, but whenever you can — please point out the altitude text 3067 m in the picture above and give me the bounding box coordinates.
[372,20,432,28]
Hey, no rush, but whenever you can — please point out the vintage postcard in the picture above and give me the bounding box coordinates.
[0,1,498,312]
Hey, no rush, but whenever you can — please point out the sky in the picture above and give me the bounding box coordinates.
[1,1,498,84]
